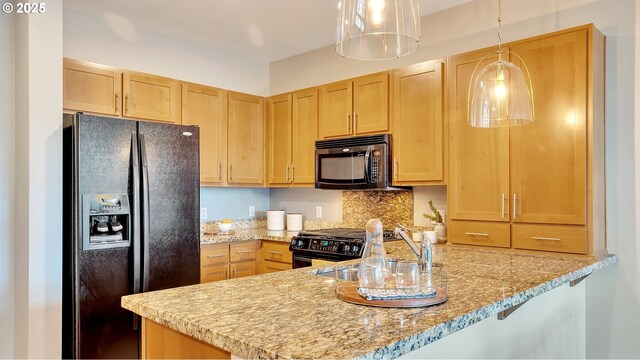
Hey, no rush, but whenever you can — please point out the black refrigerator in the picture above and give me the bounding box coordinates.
[62,113,201,359]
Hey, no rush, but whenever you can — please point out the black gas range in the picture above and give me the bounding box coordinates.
[289,228,398,268]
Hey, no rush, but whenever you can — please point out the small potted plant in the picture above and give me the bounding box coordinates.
[423,201,446,242]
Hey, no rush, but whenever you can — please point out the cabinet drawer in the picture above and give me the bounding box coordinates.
[449,220,511,248]
[261,241,292,264]
[200,244,229,267]
[260,260,291,274]
[200,264,228,283]
[230,241,257,262]
[512,224,587,254]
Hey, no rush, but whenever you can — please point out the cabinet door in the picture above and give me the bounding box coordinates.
[510,29,587,225]
[230,261,256,279]
[353,73,389,134]
[267,94,293,186]
[227,92,265,185]
[392,61,444,184]
[292,88,319,185]
[63,59,122,116]
[448,48,510,221]
[319,80,352,138]
[182,83,227,185]
[200,265,228,283]
[123,72,180,123]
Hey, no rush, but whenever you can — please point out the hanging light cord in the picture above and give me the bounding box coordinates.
[497,0,503,60]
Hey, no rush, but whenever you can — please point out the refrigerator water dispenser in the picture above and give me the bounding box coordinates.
[82,194,131,250]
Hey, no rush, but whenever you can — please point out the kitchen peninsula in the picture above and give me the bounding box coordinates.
[122,242,617,359]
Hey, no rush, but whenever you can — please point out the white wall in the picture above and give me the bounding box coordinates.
[269,188,343,222]
[14,2,64,358]
[201,187,270,221]
[63,10,269,96]
[270,0,640,357]
[0,9,15,359]
[399,282,586,359]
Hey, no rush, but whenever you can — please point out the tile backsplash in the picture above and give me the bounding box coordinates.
[342,190,413,229]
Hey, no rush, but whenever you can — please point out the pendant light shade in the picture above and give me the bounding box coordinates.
[336,0,421,60]
[468,53,534,127]
[468,0,534,128]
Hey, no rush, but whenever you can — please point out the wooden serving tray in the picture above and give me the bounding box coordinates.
[336,282,448,308]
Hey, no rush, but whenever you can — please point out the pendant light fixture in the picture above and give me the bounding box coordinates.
[336,0,421,60]
[468,0,534,128]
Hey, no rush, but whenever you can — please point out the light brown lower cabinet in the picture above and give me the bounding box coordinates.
[200,241,258,283]
[142,318,230,359]
[259,241,292,274]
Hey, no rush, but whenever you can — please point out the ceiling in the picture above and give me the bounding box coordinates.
[63,0,471,63]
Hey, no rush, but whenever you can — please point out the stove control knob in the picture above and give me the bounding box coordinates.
[352,245,359,253]
[297,240,304,247]
[342,244,350,253]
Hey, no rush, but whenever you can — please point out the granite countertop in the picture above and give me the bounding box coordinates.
[200,219,343,245]
[122,243,618,359]
[201,228,296,245]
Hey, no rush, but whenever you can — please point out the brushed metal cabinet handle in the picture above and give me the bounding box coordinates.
[125,95,129,114]
[513,193,517,219]
[353,111,357,133]
[501,193,505,219]
[207,254,225,259]
[229,163,234,182]
[285,164,289,182]
[345,112,350,131]
[235,250,252,254]
[219,163,222,181]
[268,251,282,255]
[224,268,228,279]
[115,93,120,113]
[291,164,295,183]
[393,158,398,179]
[465,232,489,237]
[532,236,561,241]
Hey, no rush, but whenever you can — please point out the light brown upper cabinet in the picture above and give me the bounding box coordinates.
[291,88,319,185]
[63,58,122,116]
[267,89,318,187]
[227,92,265,186]
[448,48,510,223]
[319,73,389,139]
[391,60,445,186]
[181,83,227,185]
[266,93,293,186]
[123,71,180,123]
[447,25,605,255]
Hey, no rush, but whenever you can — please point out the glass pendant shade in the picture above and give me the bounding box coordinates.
[336,0,421,60]
[469,55,534,128]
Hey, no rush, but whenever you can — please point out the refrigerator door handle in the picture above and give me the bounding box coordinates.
[140,133,151,294]
[131,131,141,330]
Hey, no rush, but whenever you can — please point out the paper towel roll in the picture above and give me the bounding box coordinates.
[287,213,303,231]
[267,210,285,231]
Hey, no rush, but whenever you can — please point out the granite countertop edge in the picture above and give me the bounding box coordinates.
[200,229,295,245]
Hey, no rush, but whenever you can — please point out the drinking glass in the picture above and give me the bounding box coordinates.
[395,260,419,288]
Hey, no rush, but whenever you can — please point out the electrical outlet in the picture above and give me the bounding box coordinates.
[249,206,255,217]
[200,207,207,220]
[316,206,322,219]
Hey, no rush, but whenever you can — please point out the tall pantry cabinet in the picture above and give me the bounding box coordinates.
[447,25,605,255]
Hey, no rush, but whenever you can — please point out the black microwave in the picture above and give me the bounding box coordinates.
[315,134,392,190]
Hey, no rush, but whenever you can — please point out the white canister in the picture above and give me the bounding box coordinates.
[286,213,303,231]
[267,210,285,231]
